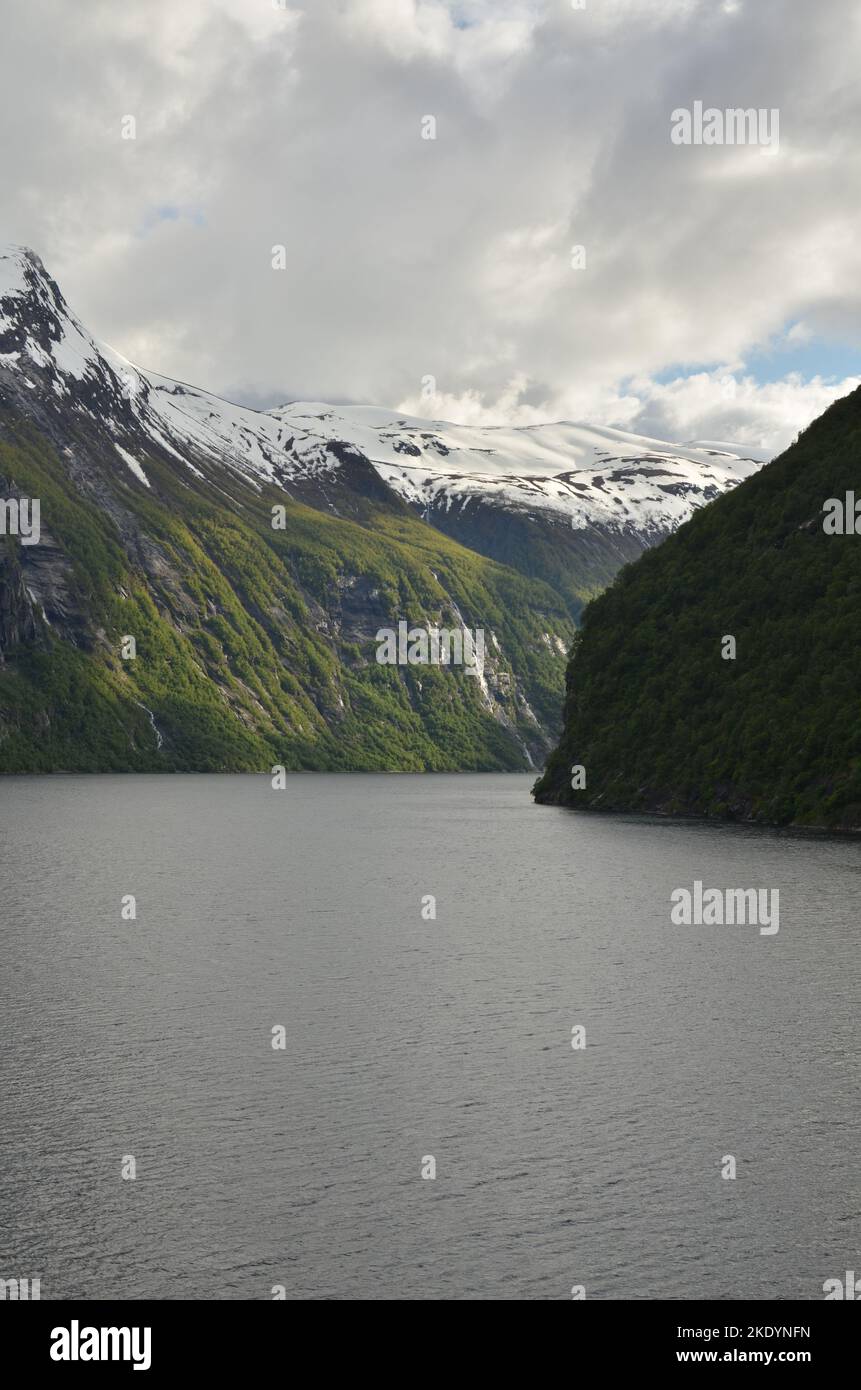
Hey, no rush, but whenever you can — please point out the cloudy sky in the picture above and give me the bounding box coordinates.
[2,0,860,452]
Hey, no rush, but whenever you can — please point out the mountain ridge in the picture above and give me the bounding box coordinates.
[0,243,765,618]
[0,244,765,773]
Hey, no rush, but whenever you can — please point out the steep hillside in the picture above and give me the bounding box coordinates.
[534,385,861,827]
[0,250,575,772]
[0,411,577,772]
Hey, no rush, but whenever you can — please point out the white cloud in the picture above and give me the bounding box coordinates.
[617,370,861,453]
[1,0,859,451]
[396,367,861,453]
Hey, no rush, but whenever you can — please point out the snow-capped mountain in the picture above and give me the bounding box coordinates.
[0,244,765,608]
[0,244,773,773]
[274,405,766,532]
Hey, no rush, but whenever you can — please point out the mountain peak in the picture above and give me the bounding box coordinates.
[0,243,60,305]
[0,242,103,393]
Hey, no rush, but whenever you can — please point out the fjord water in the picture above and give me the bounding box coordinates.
[0,774,858,1302]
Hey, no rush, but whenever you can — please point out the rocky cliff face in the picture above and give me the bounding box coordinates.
[0,549,39,656]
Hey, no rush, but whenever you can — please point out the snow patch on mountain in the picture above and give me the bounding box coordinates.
[114,443,150,489]
[271,405,765,533]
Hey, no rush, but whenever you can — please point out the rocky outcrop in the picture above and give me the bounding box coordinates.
[0,544,40,656]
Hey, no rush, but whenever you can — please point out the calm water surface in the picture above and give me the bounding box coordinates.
[0,773,858,1300]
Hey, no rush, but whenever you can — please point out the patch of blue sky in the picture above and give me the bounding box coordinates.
[139,205,206,236]
[650,326,861,387]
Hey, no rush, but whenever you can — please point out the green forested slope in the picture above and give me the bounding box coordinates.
[0,419,574,772]
[534,386,861,827]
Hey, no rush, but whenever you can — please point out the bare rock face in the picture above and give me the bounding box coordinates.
[0,546,40,656]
